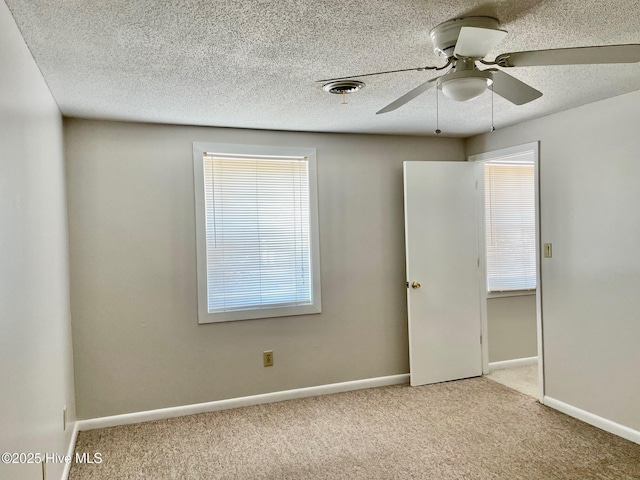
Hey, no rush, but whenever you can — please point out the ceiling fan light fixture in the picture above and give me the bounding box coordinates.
[440,76,492,101]
[437,69,494,102]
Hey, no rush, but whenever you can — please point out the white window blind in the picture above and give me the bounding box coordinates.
[203,153,313,313]
[484,159,536,292]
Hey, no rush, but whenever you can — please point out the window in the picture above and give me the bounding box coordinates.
[193,143,321,323]
[484,153,536,292]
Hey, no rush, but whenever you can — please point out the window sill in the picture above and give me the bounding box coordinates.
[486,290,536,299]
[198,302,322,324]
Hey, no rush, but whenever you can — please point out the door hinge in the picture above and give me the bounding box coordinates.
[406,281,409,288]
[475,180,478,189]
[480,334,483,344]
[477,258,480,267]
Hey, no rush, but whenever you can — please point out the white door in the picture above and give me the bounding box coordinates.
[404,161,482,386]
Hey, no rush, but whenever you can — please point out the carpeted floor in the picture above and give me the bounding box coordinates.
[70,377,640,479]
[486,364,539,398]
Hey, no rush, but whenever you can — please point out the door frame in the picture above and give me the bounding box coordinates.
[468,142,544,402]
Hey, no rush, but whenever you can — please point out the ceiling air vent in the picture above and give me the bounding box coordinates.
[322,80,365,94]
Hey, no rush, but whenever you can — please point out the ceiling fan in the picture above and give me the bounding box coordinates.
[317,16,640,114]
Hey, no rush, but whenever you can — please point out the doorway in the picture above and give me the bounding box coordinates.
[469,142,543,401]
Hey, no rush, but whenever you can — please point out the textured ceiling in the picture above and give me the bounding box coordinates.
[6,0,640,137]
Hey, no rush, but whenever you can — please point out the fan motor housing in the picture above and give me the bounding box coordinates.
[430,16,500,59]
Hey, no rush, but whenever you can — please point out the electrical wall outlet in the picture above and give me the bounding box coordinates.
[263,350,274,367]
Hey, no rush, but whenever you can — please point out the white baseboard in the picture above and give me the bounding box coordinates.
[489,356,538,371]
[60,421,79,480]
[77,374,410,431]
[544,396,640,445]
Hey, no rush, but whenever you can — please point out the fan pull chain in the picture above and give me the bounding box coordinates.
[341,91,347,105]
[435,84,441,135]
[491,84,495,132]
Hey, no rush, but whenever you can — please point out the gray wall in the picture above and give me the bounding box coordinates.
[487,296,537,363]
[0,3,76,480]
[65,118,465,419]
[467,89,640,431]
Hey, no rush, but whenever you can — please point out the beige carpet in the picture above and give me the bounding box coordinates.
[70,377,640,479]
[486,364,539,398]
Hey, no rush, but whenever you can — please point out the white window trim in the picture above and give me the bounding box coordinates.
[193,142,322,324]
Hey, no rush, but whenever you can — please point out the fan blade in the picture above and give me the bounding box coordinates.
[495,44,640,67]
[376,77,439,114]
[454,27,507,59]
[491,70,542,105]
[315,66,440,83]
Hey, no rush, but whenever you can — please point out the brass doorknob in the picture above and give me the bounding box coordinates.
[411,281,421,289]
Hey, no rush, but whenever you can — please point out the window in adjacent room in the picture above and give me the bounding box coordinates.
[193,143,321,323]
[484,154,536,292]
